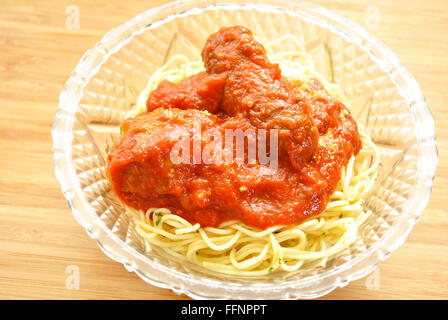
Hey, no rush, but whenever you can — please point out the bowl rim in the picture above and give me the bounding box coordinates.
[52,0,438,299]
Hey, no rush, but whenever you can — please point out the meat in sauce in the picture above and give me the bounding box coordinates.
[107,26,361,229]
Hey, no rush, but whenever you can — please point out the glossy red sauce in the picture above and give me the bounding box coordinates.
[107,26,361,229]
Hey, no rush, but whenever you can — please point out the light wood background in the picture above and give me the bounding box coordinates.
[1,0,447,300]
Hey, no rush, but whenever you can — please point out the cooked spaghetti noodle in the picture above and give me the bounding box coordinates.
[122,34,379,276]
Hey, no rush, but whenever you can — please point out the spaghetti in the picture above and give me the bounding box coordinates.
[120,34,379,276]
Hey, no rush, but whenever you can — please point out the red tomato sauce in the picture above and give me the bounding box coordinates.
[107,26,361,229]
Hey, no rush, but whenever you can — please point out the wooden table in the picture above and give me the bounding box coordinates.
[1,0,447,300]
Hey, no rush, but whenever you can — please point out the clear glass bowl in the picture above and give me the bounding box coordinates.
[52,0,437,299]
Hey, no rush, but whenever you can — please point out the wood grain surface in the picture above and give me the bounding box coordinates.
[1,0,447,300]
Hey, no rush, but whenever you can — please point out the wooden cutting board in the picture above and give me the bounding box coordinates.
[1,0,447,299]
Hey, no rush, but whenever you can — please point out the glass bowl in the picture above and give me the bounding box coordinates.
[52,0,437,299]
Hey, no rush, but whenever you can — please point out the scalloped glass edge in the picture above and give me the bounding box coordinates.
[52,0,438,300]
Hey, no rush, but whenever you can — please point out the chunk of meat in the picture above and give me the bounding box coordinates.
[146,72,226,114]
[107,108,217,212]
[202,26,319,169]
